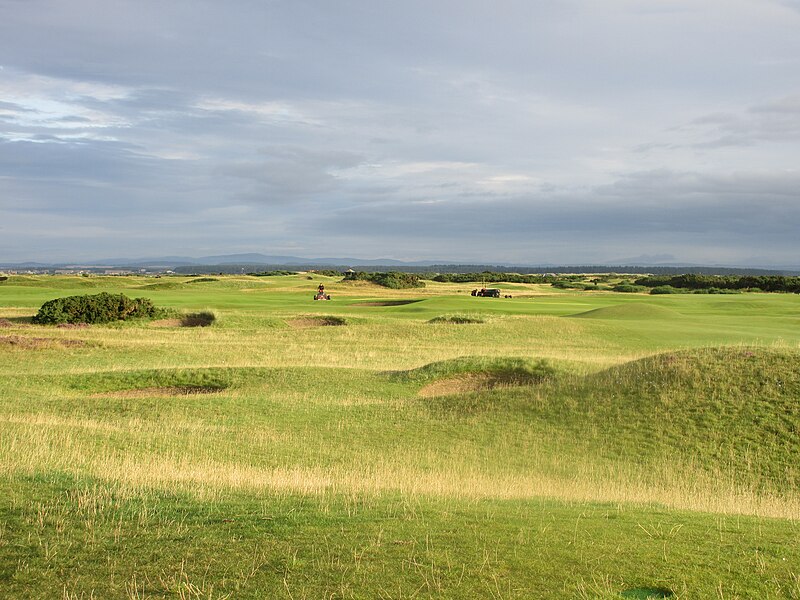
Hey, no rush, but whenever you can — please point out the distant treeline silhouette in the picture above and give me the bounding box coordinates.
[635,274,800,293]
[173,264,799,276]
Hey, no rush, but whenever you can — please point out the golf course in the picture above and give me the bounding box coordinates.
[1,273,799,599]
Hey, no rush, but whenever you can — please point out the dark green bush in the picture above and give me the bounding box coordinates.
[32,293,161,325]
[612,284,647,293]
[313,270,343,277]
[551,280,589,290]
[248,270,298,277]
[650,285,682,295]
[635,273,800,293]
[343,271,424,289]
[433,271,555,284]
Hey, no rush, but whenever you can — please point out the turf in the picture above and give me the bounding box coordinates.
[1,274,799,598]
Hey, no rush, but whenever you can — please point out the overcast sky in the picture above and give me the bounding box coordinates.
[1,0,799,265]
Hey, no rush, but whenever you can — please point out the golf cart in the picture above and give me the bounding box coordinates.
[471,288,501,298]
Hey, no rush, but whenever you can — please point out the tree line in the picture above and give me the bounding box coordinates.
[634,274,800,293]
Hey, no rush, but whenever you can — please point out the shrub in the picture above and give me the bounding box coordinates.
[612,284,647,293]
[650,285,682,295]
[313,270,343,277]
[32,293,161,325]
[248,270,297,277]
[551,280,590,290]
[433,272,554,284]
[343,271,424,289]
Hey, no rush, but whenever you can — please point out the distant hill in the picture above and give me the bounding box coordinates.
[1,253,798,276]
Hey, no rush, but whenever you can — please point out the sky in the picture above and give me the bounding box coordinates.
[1,0,799,266]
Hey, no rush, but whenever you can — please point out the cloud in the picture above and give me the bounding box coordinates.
[0,1,799,265]
[219,147,366,201]
[683,96,800,148]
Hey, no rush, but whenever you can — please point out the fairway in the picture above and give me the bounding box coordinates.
[1,274,800,599]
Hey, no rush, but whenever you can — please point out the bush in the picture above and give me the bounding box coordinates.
[248,270,297,277]
[32,293,162,325]
[650,285,682,295]
[612,284,647,293]
[343,271,424,289]
[313,270,343,278]
[433,271,554,284]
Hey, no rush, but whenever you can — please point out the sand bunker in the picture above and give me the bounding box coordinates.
[181,313,215,327]
[287,316,347,328]
[418,373,527,398]
[150,313,215,328]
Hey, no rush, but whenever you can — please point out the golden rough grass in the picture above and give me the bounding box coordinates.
[89,386,224,398]
[2,417,798,520]
[149,318,183,327]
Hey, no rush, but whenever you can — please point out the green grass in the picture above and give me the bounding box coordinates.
[1,274,800,598]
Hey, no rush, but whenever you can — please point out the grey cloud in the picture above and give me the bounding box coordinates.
[300,167,800,264]
[687,96,800,148]
[220,147,365,200]
[1,1,799,265]
[0,100,38,113]
[596,169,800,200]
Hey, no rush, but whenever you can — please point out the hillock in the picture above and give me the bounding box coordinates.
[518,348,800,493]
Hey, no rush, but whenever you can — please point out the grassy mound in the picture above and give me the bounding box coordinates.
[137,281,184,290]
[512,347,800,493]
[67,368,232,395]
[399,356,556,384]
[571,303,682,319]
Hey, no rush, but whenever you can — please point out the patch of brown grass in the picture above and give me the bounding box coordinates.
[418,373,525,397]
[0,335,87,349]
[149,318,182,327]
[287,316,347,328]
[90,386,224,398]
[150,313,215,328]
